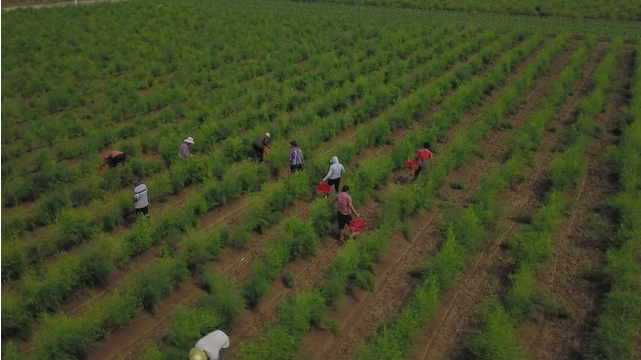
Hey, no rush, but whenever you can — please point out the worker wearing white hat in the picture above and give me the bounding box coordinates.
[179,136,195,159]
[189,330,230,360]
[252,132,271,162]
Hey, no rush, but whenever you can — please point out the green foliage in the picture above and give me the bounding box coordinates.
[283,270,296,288]
[466,301,527,360]
[199,274,245,330]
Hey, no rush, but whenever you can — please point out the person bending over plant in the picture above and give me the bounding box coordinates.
[329,185,360,243]
[190,330,230,360]
[252,132,271,163]
[179,136,195,159]
[414,142,433,180]
[290,140,304,174]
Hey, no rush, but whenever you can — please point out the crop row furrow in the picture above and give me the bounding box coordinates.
[464,38,623,360]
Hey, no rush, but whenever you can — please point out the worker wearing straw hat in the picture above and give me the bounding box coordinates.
[189,330,230,360]
[179,136,195,159]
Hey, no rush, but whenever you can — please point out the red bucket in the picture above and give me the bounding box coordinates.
[406,159,420,170]
[349,218,366,232]
[316,181,332,195]
[97,165,105,174]
[264,148,272,156]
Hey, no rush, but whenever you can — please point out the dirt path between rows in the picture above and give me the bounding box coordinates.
[520,44,634,360]
[293,39,569,360]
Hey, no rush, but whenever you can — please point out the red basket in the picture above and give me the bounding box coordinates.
[349,218,366,232]
[264,148,272,156]
[316,181,332,195]
[97,165,105,174]
[406,159,420,170]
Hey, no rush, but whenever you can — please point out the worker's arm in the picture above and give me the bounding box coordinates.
[349,200,360,218]
[329,196,337,205]
[134,194,139,203]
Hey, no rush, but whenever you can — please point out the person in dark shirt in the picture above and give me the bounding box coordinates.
[252,132,271,162]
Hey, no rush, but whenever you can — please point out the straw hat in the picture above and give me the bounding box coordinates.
[184,137,195,144]
[189,348,207,360]
[265,132,270,138]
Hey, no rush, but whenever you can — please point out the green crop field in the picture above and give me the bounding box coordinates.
[1,1,640,360]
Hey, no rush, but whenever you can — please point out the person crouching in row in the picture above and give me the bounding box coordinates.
[190,330,230,360]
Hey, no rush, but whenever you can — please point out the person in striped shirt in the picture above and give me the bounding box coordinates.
[290,141,304,174]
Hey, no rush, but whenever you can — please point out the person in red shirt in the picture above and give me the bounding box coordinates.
[329,185,360,243]
[414,142,433,179]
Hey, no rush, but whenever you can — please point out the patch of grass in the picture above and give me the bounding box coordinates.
[435,191,449,201]
[513,209,533,224]
[531,292,571,319]
[322,319,341,336]
[438,202,456,209]
[282,270,295,288]
[578,268,606,283]
[450,181,465,190]
[402,220,413,243]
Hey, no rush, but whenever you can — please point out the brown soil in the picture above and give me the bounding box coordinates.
[294,38,563,360]
[520,45,633,360]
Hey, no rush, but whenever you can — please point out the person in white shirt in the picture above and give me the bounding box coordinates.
[132,177,149,217]
[190,330,230,360]
[323,156,345,193]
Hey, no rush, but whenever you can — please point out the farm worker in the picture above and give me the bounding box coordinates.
[414,142,433,180]
[179,137,195,159]
[329,185,360,243]
[103,150,126,168]
[290,141,304,173]
[190,330,230,360]
[252,132,271,162]
[132,177,149,217]
[323,156,345,193]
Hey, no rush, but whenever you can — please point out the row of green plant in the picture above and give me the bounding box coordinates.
[0,25,470,288]
[0,26,488,339]
[0,21,382,205]
[586,41,641,360]
[1,23,456,242]
[1,1,356,126]
[314,0,641,21]
[350,33,590,360]
[465,38,622,360]
[1,19,376,166]
[233,31,561,360]
[103,28,531,360]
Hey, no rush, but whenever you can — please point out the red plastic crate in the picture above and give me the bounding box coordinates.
[316,181,332,195]
[349,218,366,232]
[406,159,420,170]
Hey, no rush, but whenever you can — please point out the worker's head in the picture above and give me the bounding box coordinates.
[265,132,271,138]
[189,348,208,360]
[290,141,297,148]
[132,176,141,186]
[341,185,349,193]
[184,137,195,145]
[423,142,431,150]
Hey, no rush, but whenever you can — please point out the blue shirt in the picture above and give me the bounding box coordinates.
[290,147,303,165]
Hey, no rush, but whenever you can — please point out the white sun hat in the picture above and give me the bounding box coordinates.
[265,132,270,138]
[189,348,207,360]
[184,137,195,144]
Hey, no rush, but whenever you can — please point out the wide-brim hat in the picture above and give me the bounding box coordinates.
[265,132,271,138]
[184,137,195,144]
[189,348,207,360]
